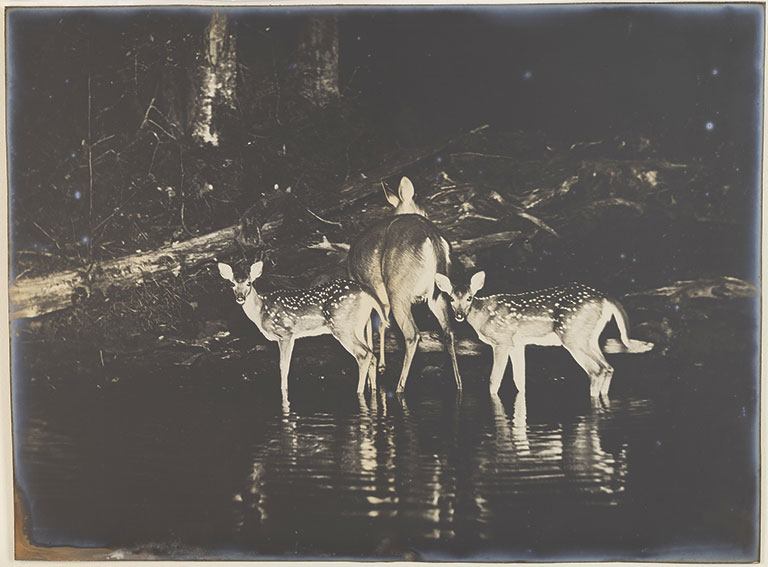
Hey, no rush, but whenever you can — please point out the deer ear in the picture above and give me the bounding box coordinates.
[383,187,401,208]
[398,177,415,203]
[217,263,234,282]
[470,271,486,294]
[249,261,264,282]
[434,273,453,294]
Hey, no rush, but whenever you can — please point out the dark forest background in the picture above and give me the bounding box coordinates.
[6,5,763,351]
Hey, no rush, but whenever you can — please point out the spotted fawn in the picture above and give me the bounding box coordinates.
[348,177,462,392]
[434,271,632,399]
[218,261,386,396]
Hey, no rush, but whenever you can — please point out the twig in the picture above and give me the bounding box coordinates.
[467,124,490,136]
[342,66,359,95]
[140,94,156,129]
[91,134,115,147]
[73,149,117,171]
[306,236,350,252]
[514,210,560,238]
[586,198,645,215]
[87,73,94,264]
[304,205,343,228]
[379,180,391,201]
[459,212,501,222]
[180,202,195,237]
[15,250,56,258]
[449,151,517,161]
[93,190,139,233]
[427,186,472,202]
[147,118,177,140]
[147,131,160,176]
[487,187,561,237]
[32,221,61,250]
[451,230,523,253]
[271,46,281,125]
[14,268,32,281]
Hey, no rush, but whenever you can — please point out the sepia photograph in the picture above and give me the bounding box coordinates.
[5,3,763,562]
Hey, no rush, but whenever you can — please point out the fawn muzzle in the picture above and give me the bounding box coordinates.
[233,282,252,305]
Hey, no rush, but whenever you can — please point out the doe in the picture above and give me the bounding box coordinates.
[218,261,386,396]
[348,177,462,392]
[434,271,633,400]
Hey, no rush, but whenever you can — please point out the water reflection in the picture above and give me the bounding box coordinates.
[232,390,646,549]
[561,406,629,503]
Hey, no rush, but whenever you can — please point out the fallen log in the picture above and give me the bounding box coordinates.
[10,125,490,320]
[10,225,242,320]
[452,231,523,253]
[624,276,758,301]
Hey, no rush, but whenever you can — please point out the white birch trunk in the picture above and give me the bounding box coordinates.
[189,12,237,146]
[297,16,340,107]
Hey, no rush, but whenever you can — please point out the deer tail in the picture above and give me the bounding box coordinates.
[356,282,389,328]
[369,293,389,328]
[608,299,631,348]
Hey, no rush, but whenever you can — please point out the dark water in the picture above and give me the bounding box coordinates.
[13,300,758,562]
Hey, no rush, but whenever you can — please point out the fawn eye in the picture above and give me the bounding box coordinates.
[246,282,251,287]
[468,295,474,301]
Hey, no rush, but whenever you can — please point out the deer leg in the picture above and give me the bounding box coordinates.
[377,303,390,373]
[587,320,615,399]
[591,348,614,399]
[564,345,604,399]
[277,337,295,395]
[508,345,527,395]
[367,353,377,391]
[489,346,511,395]
[375,292,390,373]
[359,318,378,392]
[394,302,420,393]
[336,331,376,394]
[427,293,462,390]
[363,318,378,390]
[365,318,373,350]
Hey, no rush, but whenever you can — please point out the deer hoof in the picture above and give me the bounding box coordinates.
[378,363,386,373]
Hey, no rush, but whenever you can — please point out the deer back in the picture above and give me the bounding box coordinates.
[347,217,390,299]
[469,284,608,346]
[380,215,451,302]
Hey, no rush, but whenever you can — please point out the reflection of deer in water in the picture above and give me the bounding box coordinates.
[491,394,531,457]
[390,394,460,541]
[464,394,539,538]
[336,393,399,521]
[561,406,628,502]
[233,405,299,535]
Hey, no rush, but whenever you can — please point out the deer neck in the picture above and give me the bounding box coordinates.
[465,296,489,327]
[241,290,266,331]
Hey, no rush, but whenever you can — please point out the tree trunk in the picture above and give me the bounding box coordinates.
[297,16,339,107]
[188,12,237,146]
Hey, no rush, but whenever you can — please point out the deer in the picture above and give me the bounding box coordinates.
[218,261,387,397]
[348,176,462,393]
[434,271,640,400]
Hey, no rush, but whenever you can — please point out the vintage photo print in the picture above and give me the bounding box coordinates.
[5,3,763,562]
